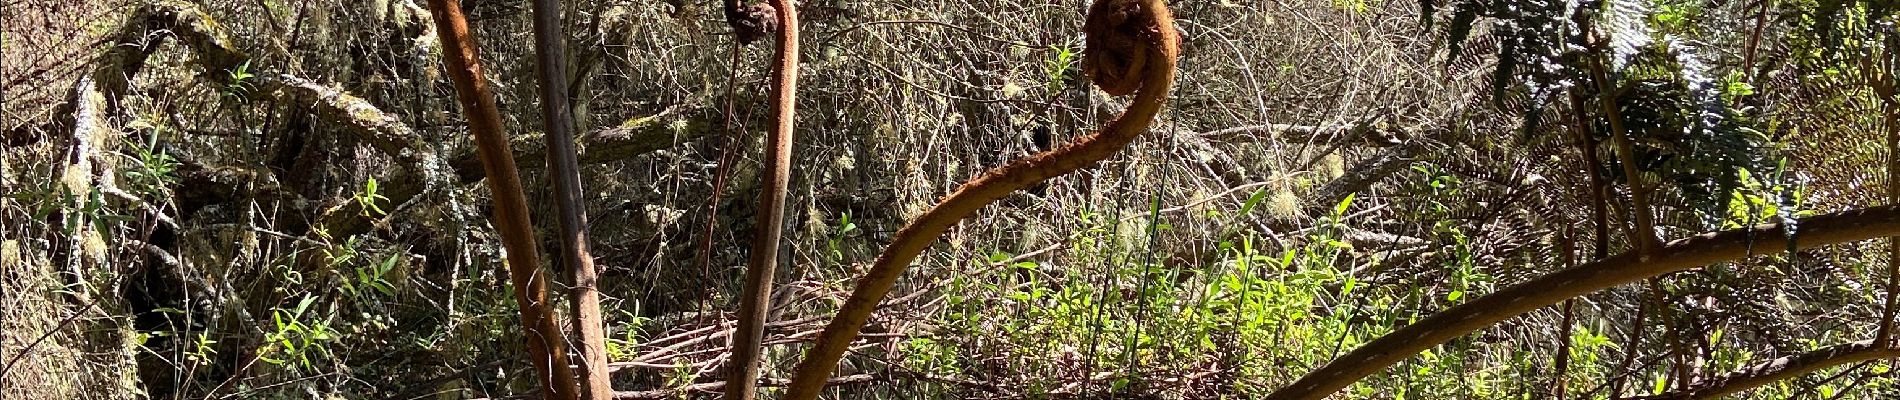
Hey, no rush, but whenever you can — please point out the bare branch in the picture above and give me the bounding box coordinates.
[613,374,876,400]
[1617,340,1900,400]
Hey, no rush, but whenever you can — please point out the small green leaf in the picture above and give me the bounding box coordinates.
[1238,187,1270,217]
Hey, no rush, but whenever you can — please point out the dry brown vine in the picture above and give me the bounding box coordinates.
[779,1,1179,398]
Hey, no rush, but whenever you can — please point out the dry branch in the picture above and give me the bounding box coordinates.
[10,0,247,147]
[1196,116,1408,147]
[41,0,720,245]
[614,374,875,400]
[1617,340,1900,400]
[16,0,730,256]
[1296,141,1420,218]
[1262,204,1900,400]
[1876,55,1900,346]
[446,113,715,183]
[272,75,430,164]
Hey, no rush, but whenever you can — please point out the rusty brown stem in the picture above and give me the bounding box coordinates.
[722,0,800,398]
[423,0,579,398]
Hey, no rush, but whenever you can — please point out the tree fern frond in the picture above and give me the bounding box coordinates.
[1447,0,1489,61]
[1602,0,1655,71]
[1626,37,1769,224]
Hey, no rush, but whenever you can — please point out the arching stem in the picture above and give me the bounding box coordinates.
[781,1,1179,398]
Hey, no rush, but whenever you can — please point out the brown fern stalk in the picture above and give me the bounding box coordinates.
[1563,89,1612,261]
[1594,70,1662,257]
[1614,340,1900,400]
[1261,204,1900,400]
[1607,295,1648,396]
[779,1,1179,398]
[423,0,579,398]
[1879,59,1899,346]
[1583,17,1683,387]
[1549,228,1578,400]
[722,0,798,398]
[1580,19,1663,258]
[1741,0,1772,83]
[1649,279,1691,390]
[526,0,610,397]
[1557,84,1613,400]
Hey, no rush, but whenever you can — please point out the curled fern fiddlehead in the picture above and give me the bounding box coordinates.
[779,1,1179,398]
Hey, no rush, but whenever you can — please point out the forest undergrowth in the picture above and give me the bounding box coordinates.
[5,0,1900,399]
